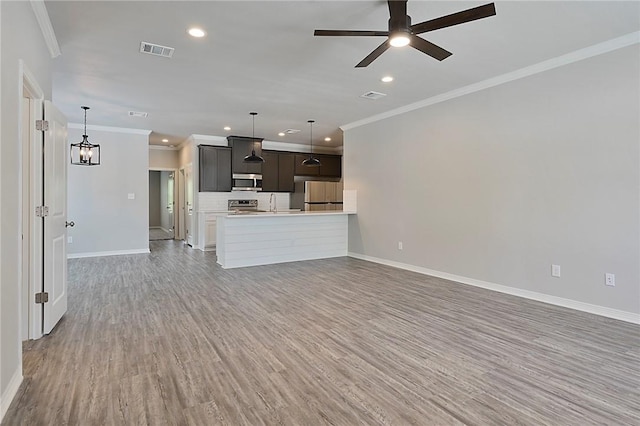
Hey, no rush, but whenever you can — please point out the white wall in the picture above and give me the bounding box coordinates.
[0,1,53,418]
[345,45,639,319]
[67,126,151,257]
[149,146,178,169]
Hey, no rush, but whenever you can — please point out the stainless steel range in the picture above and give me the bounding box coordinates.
[228,199,259,213]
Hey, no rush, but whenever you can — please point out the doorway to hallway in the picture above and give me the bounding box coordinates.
[149,170,175,241]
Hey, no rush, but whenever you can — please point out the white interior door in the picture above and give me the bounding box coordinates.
[43,100,68,334]
[167,171,175,238]
[185,163,193,246]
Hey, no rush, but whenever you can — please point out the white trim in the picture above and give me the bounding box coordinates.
[0,2,3,416]
[68,123,151,135]
[341,31,640,131]
[149,145,179,151]
[348,252,640,325]
[0,367,23,422]
[19,61,45,340]
[67,249,150,259]
[30,0,60,58]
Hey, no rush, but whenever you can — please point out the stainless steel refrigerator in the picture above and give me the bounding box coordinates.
[292,181,343,211]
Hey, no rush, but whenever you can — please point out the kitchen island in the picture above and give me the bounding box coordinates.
[215,210,354,269]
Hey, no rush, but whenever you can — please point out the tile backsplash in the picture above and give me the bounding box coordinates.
[198,192,290,212]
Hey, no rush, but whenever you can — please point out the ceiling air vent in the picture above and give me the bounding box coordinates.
[361,91,387,100]
[128,111,148,118]
[283,129,301,134]
[139,42,174,58]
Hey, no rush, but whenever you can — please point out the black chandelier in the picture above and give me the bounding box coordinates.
[302,119,321,167]
[70,106,100,166]
[243,112,265,163]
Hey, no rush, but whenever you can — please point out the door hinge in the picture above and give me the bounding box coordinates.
[36,120,49,131]
[35,292,49,304]
[35,206,50,217]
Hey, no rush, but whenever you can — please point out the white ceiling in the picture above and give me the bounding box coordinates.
[45,1,640,147]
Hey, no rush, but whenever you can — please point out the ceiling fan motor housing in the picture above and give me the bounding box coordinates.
[389,15,411,33]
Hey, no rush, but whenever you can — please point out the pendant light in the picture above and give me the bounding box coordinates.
[70,106,101,166]
[243,112,265,163]
[302,119,321,167]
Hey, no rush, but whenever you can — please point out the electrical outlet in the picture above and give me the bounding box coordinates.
[551,264,561,278]
[605,273,615,287]
[67,236,73,244]
[128,193,135,200]
[398,241,403,250]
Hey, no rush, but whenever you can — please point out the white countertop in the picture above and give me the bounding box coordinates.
[218,210,355,218]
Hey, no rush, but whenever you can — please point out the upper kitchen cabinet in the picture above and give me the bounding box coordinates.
[228,136,263,174]
[294,154,319,176]
[262,151,295,192]
[318,154,342,177]
[199,145,232,192]
[294,153,342,177]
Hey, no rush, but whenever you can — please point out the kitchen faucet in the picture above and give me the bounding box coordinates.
[269,193,277,213]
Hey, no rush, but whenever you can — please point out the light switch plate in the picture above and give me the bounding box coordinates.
[128,193,135,200]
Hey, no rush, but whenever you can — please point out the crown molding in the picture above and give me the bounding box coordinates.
[30,0,61,58]
[68,123,152,135]
[341,31,640,132]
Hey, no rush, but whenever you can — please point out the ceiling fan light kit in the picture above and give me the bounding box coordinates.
[243,111,265,163]
[70,106,101,166]
[314,0,496,67]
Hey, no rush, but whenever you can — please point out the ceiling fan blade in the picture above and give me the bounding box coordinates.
[411,3,496,34]
[355,41,390,68]
[314,29,389,37]
[388,0,408,21]
[409,35,452,61]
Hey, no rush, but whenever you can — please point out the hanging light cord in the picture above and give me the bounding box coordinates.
[252,112,256,138]
[309,119,314,156]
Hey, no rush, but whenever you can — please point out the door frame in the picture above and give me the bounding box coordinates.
[19,61,45,340]
[149,167,178,239]
[177,167,185,241]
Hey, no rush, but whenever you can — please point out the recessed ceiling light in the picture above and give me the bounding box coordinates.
[162,138,169,143]
[188,28,206,38]
[223,126,231,131]
[324,137,331,142]
[381,76,393,83]
[278,132,285,137]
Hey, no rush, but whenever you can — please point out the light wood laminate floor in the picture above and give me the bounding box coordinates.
[4,240,639,425]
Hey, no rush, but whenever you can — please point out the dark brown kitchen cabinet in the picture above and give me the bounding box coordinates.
[262,151,295,192]
[294,154,319,176]
[199,145,232,192]
[228,136,263,174]
[318,154,342,177]
[294,153,341,177]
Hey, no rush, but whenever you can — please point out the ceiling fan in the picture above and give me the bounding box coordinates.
[314,0,496,68]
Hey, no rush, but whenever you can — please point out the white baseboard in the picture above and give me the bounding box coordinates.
[348,252,640,325]
[68,248,151,259]
[0,366,23,422]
